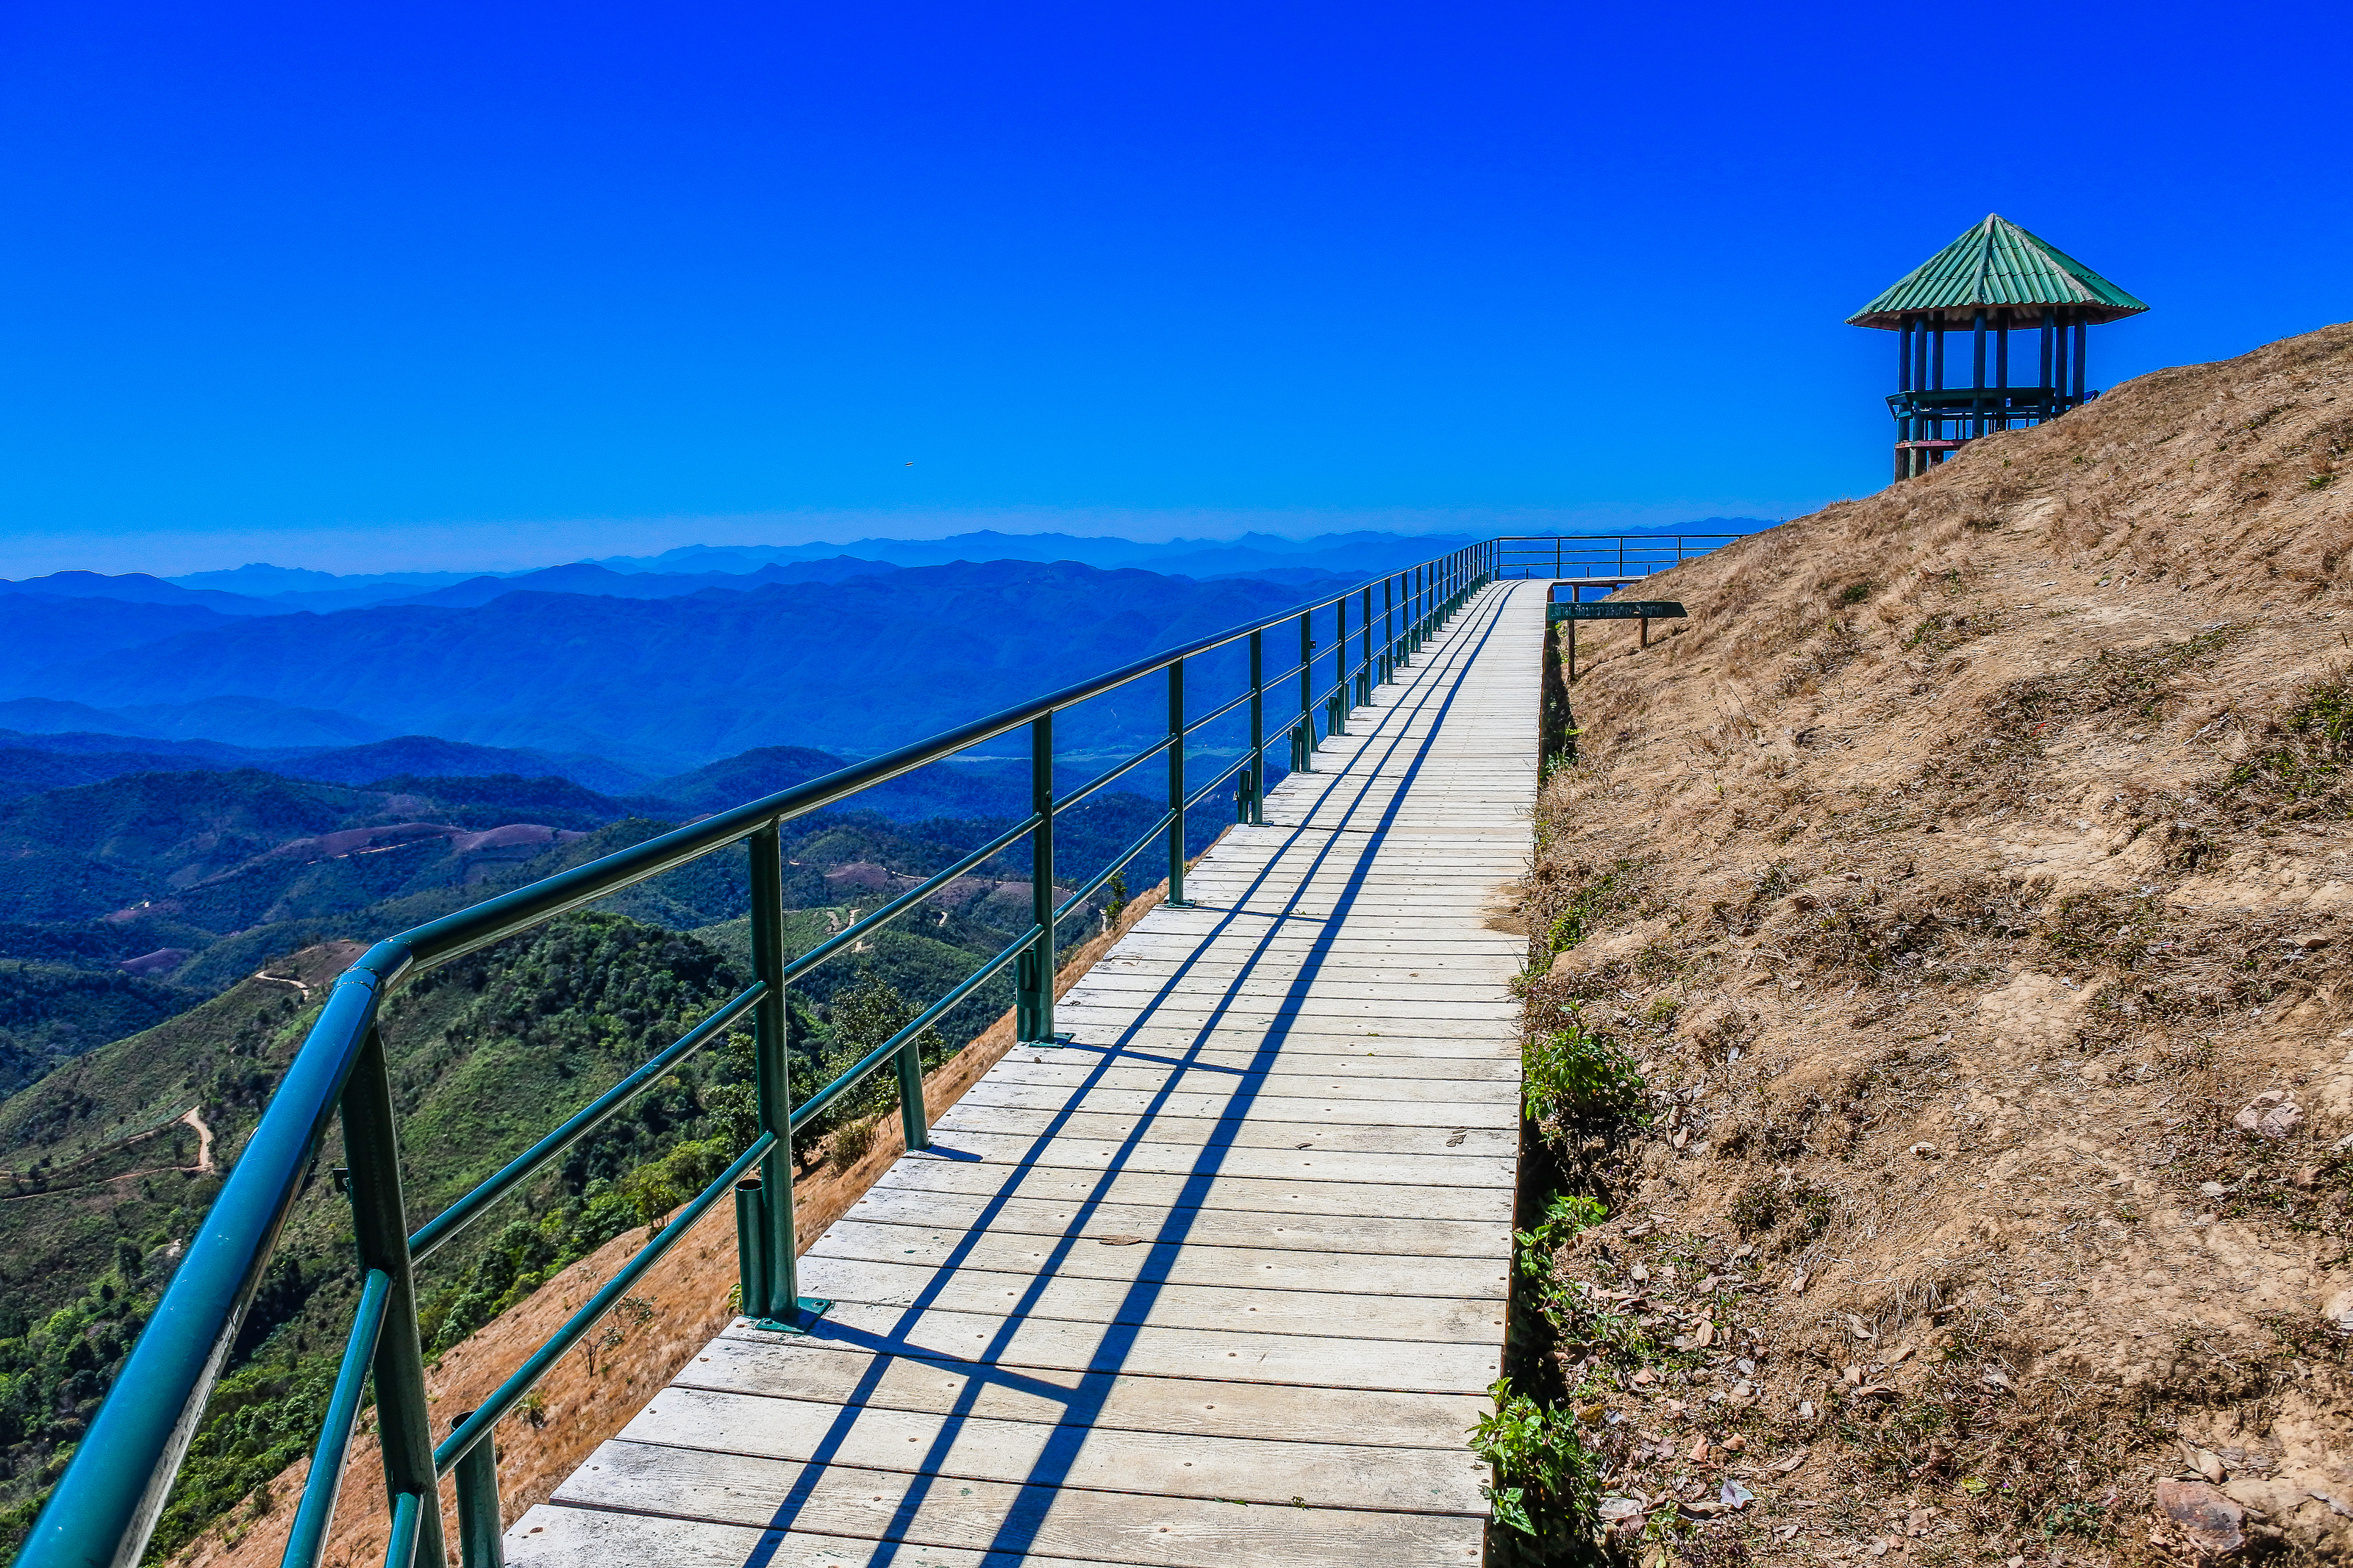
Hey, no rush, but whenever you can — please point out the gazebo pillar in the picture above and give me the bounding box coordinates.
[2053,310,2070,411]
[1971,308,1988,437]
[1995,309,2010,430]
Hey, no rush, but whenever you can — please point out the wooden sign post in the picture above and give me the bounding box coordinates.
[1546,599,1687,680]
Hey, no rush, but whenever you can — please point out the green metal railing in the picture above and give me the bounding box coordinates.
[1492,533,1748,581]
[18,541,1499,1568]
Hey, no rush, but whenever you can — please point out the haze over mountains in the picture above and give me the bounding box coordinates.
[0,523,1767,770]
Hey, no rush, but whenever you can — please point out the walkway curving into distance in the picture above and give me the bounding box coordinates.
[510,580,1546,1568]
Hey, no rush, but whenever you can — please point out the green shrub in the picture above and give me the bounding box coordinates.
[1469,1377,1599,1539]
[1524,1014,1647,1142]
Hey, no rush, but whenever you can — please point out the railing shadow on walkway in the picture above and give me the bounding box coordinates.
[729,588,1518,1565]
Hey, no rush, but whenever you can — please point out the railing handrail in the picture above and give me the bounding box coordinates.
[10,535,1658,1568]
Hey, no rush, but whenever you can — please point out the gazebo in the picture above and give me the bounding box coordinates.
[1850,215,2147,479]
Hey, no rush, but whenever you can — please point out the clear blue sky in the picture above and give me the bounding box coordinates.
[0,0,2341,575]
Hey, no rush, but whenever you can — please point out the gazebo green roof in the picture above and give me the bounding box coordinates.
[1846,215,2148,332]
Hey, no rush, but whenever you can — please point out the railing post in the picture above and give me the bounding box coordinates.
[1382,575,1394,681]
[1357,586,1372,706]
[1166,660,1193,906]
[341,1026,447,1568]
[1331,593,1347,734]
[1018,713,1057,1044]
[893,1011,928,1153]
[451,1411,503,1568]
[733,1178,768,1318]
[747,824,821,1329]
[1246,630,1265,826]
[1296,610,1314,772]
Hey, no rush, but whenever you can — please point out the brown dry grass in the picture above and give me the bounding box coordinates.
[167,882,1170,1568]
[1523,322,2353,1564]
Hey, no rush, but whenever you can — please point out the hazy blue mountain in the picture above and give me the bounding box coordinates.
[0,571,285,615]
[0,695,385,749]
[166,564,479,595]
[589,523,1772,579]
[654,746,1038,820]
[268,738,654,795]
[0,746,230,803]
[0,596,238,686]
[388,555,897,609]
[22,560,1320,766]
[1204,566,1374,588]
[100,696,390,748]
[0,727,657,798]
[593,529,1471,574]
[0,699,183,739]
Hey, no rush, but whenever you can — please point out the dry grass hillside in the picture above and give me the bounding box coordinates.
[1519,322,2353,1564]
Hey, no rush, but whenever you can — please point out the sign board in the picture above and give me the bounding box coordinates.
[1547,601,1685,623]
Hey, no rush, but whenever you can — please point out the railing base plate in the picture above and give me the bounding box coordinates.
[752,1297,833,1335]
[1016,1034,1072,1048]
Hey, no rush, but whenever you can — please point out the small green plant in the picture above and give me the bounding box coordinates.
[2224,674,2353,812]
[1544,861,1638,953]
[2037,1498,2113,1543]
[1515,1195,1605,1276]
[1105,871,1129,926]
[2310,472,2336,490]
[1837,580,1875,606]
[1513,1193,1606,1325]
[1468,1378,1599,1538]
[1524,1013,1648,1142]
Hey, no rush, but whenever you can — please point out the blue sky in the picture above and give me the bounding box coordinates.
[0,0,2341,576]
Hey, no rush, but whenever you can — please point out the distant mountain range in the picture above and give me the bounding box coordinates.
[0,555,901,616]
[2,559,1364,767]
[0,523,1774,773]
[583,521,1771,579]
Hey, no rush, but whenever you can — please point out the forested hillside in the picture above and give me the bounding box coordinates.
[0,746,1229,1555]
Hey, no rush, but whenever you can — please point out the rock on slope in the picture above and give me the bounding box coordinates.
[1521,321,2353,1561]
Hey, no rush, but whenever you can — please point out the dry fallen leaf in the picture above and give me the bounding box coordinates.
[1094,1234,1147,1246]
[1695,1321,1715,1347]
